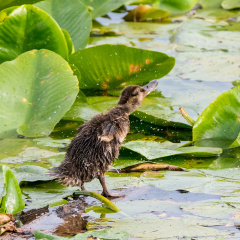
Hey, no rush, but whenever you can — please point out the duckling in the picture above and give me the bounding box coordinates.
[51,80,158,197]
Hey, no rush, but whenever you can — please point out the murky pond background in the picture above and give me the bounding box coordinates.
[1,4,240,240]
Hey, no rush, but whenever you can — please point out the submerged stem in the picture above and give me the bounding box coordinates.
[179,107,195,126]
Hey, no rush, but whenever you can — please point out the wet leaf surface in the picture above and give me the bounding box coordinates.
[69,44,175,90]
[154,0,198,14]
[193,86,240,149]
[0,166,25,215]
[79,0,128,19]
[0,5,68,64]
[199,0,223,8]
[193,8,239,22]
[124,4,170,22]
[35,0,92,50]
[0,49,78,138]
[123,140,222,159]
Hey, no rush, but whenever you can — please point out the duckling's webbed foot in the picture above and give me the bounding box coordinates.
[98,175,124,198]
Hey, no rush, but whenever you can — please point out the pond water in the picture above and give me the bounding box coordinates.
[1,6,240,240]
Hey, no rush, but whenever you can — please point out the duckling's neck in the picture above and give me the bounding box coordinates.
[109,104,132,118]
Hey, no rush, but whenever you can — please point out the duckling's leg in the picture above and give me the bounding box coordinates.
[98,174,123,198]
[81,183,86,191]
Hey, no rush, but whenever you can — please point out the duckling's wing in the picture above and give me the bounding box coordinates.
[98,122,115,142]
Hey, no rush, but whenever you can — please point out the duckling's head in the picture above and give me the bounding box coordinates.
[118,80,158,114]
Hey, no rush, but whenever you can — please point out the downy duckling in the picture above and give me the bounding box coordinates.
[51,80,158,197]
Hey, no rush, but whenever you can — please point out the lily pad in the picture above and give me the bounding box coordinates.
[63,92,100,121]
[134,97,191,128]
[193,86,240,149]
[182,202,238,220]
[69,44,175,90]
[80,0,128,19]
[0,0,42,11]
[33,137,70,148]
[0,137,66,171]
[175,51,240,82]
[0,166,25,215]
[222,0,240,9]
[174,20,240,53]
[88,216,230,239]
[153,0,198,14]
[85,205,116,213]
[35,0,92,50]
[0,49,79,138]
[193,8,239,22]
[13,165,54,184]
[21,181,79,210]
[123,140,222,159]
[90,19,181,51]
[0,139,35,161]
[62,29,74,55]
[124,4,170,22]
[199,0,223,8]
[35,228,130,240]
[0,147,58,164]
[0,5,68,64]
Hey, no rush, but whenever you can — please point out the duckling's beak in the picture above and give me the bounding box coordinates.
[142,80,158,95]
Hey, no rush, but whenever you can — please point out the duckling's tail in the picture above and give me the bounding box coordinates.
[47,167,61,177]
[48,167,83,188]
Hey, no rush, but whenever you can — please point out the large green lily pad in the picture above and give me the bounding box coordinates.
[69,44,175,90]
[0,166,25,214]
[35,0,92,50]
[193,86,240,149]
[0,5,68,64]
[0,49,79,138]
[123,140,222,159]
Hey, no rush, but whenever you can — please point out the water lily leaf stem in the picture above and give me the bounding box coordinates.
[179,107,195,126]
[75,190,121,212]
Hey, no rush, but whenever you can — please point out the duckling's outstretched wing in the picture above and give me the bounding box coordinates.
[98,122,115,142]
